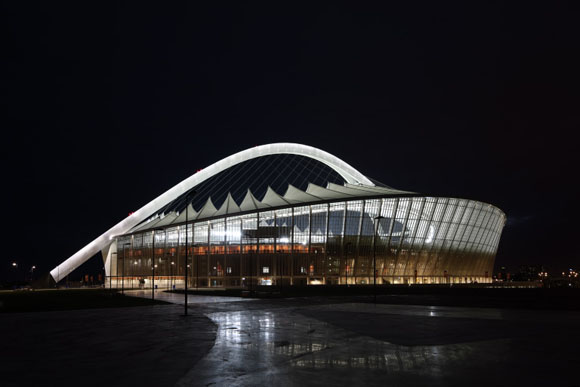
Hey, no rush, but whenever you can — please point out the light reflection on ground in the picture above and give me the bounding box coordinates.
[126,291,580,386]
[176,307,491,386]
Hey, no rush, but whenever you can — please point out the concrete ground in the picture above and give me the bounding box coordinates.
[0,303,217,386]
[2,290,580,386]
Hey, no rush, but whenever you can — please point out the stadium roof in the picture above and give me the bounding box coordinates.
[130,182,414,233]
[50,143,414,282]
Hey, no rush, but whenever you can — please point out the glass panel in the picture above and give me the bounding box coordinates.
[292,206,310,253]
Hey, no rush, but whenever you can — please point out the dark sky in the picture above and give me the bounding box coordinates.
[3,2,579,281]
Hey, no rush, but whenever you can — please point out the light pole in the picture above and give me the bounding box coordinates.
[110,252,117,290]
[170,259,175,290]
[151,228,164,300]
[121,242,131,295]
[152,231,155,299]
[11,262,18,283]
[279,249,282,295]
[198,243,203,292]
[133,260,138,289]
[344,242,352,286]
[184,204,189,314]
[373,216,385,304]
[30,266,36,282]
[183,191,196,316]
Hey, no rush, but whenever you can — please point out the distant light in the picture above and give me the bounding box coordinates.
[12,262,17,267]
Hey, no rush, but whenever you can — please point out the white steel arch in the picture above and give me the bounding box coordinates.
[50,143,374,282]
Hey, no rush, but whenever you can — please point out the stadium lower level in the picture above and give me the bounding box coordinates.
[107,196,505,289]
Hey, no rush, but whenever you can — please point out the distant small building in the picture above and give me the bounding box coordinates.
[496,266,509,281]
[513,265,548,282]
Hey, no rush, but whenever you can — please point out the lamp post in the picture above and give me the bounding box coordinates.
[189,243,199,291]
[11,262,18,283]
[170,259,175,290]
[30,265,36,282]
[184,205,189,314]
[344,242,352,286]
[183,191,196,316]
[151,228,164,300]
[121,242,131,295]
[373,216,385,304]
[133,260,138,289]
[152,230,156,300]
[110,252,117,291]
[279,248,282,295]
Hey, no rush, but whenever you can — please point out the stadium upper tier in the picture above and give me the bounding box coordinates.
[130,182,415,234]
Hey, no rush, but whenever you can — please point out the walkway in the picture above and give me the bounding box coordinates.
[3,289,579,386]
[129,291,580,386]
[0,303,216,386]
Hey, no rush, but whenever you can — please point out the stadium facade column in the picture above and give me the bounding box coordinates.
[341,202,348,285]
[290,207,295,286]
[307,206,312,284]
[324,203,330,285]
[355,200,366,284]
[256,212,260,287]
[224,218,227,288]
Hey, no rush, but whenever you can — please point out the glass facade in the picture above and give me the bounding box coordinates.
[109,197,505,289]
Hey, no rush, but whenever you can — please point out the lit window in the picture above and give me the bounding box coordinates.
[263,266,269,274]
[300,266,306,274]
[227,267,232,274]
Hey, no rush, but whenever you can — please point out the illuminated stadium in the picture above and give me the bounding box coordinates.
[51,143,506,288]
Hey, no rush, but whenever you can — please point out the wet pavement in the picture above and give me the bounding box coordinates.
[126,289,253,305]
[0,303,217,386]
[137,290,580,386]
[3,289,580,386]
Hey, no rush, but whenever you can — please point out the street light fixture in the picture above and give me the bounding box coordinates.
[151,228,165,301]
[121,242,131,295]
[183,190,196,316]
[373,215,385,304]
[11,262,19,282]
[170,259,175,290]
[344,242,352,286]
[110,252,117,290]
[195,244,200,291]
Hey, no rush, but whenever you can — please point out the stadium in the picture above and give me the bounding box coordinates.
[51,143,506,289]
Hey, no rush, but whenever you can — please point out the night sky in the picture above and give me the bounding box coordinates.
[3,2,578,282]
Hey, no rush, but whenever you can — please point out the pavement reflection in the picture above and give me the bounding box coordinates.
[125,289,252,304]
[176,307,487,386]
[126,291,580,386]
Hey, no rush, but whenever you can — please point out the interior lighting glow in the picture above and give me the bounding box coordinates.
[425,226,435,244]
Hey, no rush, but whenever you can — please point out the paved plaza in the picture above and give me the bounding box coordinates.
[2,290,580,386]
